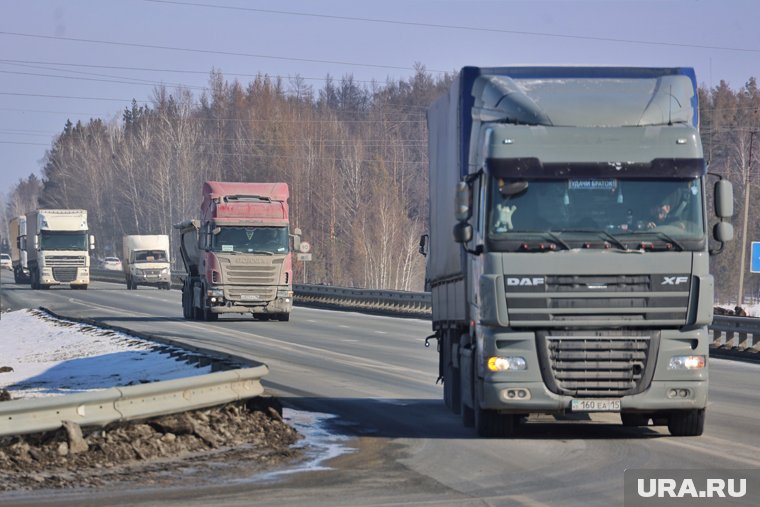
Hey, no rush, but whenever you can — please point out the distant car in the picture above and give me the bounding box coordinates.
[0,253,11,270]
[101,257,123,271]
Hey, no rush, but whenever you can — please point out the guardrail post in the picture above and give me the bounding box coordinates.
[712,328,724,346]
[724,330,736,348]
[738,331,750,350]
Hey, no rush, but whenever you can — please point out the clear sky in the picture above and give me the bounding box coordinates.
[2,0,759,198]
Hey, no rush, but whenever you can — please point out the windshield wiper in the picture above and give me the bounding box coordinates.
[632,230,685,251]
[248,250,275,256]
[597,230,631,251]
[543,231,571,251]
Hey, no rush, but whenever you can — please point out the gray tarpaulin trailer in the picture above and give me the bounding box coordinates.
[423,66,735,437]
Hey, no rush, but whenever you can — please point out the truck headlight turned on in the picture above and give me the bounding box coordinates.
[424,66,734,437]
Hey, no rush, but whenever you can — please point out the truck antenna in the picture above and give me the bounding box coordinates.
[668,85,673,126]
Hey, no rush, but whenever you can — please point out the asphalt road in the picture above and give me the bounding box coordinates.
[2,271,759,507]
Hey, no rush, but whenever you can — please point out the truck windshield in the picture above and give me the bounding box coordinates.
[133,250,168,263]
[211,226,289,254]
[40,231,88,251]
[488,177,705,249]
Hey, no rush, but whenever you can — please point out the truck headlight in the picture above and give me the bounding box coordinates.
[668,355,705,369]
[487,356,527,372]
[161,268,169,275]
[207,288,224,298]
[277,289,293,299]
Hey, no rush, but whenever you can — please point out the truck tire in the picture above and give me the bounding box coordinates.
[667,409,705,436]
[621,413,650,427]
[203,307,219,321]
[473,373,515,438]
[442,332,461,414]
[276,313,290,322]
[14,268,22,284]
[30,269,39,290]
[181,287,192,320]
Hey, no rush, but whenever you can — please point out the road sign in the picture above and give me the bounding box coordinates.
[752,242,760,273]
[297,253,312,261]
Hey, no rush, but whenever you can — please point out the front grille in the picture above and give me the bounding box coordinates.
[538,333,658,398]
[53,267,78,282]
[505,274,691,327]
[224,264,278,285]
[140,269,163,276]
[47,255,86,267]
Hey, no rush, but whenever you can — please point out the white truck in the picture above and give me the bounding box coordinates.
[9,215,30,283]
[122,235,172,290]
[24,209,94,290]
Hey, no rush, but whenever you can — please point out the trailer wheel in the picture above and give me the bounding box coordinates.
[667,409,705,436]
[442,331,461,414]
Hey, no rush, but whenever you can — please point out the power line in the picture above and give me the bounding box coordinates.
[0,140,50,146]
[146,0,760,54]
[0,58,385,84]
[0,91,147,103]
[0,68,207,91]
[0,31,431,73]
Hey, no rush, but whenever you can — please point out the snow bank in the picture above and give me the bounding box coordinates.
[0,309,211,398]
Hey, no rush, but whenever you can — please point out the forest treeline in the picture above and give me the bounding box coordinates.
[2,70,759,299]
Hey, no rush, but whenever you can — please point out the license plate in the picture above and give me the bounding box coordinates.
[240,294,260,301]
[571,399,621,412]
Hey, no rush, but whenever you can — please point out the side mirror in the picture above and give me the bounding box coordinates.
[19,237,26,250]
[714,179,734,219]
[453,222,472,243]
[293,227,302,236]
[33,235,39,251]
[418,234,429,256]
[455,181,471,221]
[714,222,734,243]
[89,235,96,251]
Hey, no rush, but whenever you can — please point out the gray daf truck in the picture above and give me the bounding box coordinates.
[423,67,734,437]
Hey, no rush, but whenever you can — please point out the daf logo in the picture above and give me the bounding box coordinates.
[506,277,545,286]
[662,276,689,285]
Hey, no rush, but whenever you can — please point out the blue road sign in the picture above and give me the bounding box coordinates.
[752,242,760,273]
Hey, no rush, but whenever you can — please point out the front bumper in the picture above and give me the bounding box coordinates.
[481,379,707,414]
[40,267,89,286]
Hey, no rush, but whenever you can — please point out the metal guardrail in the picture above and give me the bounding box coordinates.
[0,366,267,437]
[710,315,760,351]
[89,271,760,342]
[89,268,433,316]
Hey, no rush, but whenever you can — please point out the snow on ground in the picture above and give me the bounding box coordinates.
[0,309,211,399]
[0,308,357,477]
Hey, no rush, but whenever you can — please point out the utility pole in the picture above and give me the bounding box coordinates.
[737,130,756,306]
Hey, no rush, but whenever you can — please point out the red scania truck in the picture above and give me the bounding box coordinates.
[175,181,303,322]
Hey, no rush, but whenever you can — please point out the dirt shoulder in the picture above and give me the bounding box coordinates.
[0,397,302,491]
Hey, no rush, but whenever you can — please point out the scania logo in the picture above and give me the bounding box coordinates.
[506,277,545,286]
[662,276,689,285]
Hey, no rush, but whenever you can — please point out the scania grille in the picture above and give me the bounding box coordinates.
[537,334,658,398]
[47,256,86,267]
[224,265,278,285]
[505,274,691,327]
[52,267,78,282]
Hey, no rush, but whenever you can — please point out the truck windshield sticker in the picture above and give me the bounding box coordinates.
[568,179,617,190]
[245,229,254,240]
[222,244,234,252]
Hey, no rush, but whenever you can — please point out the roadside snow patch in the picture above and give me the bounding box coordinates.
[0,309,211,398]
